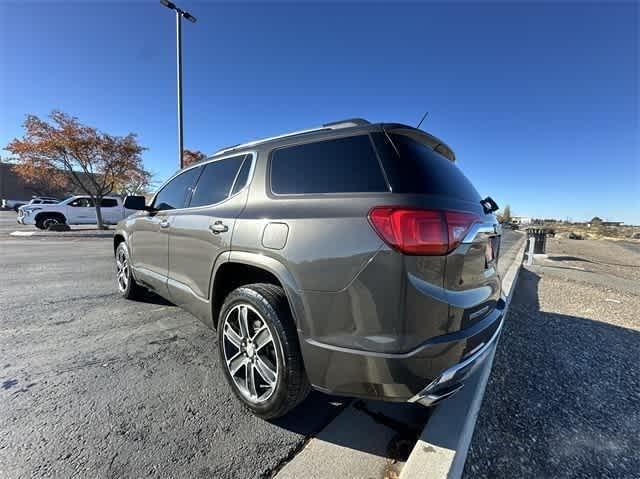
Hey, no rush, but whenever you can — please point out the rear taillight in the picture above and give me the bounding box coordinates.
[368,207,479,255]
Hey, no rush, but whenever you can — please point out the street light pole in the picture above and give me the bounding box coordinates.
[160,0,197,169]
[176,11,183,169]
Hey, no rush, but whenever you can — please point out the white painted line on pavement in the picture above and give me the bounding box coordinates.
[10,231,35,236]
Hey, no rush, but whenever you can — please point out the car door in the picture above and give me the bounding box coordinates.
[129,166,202,297]
[67,197,96,224]
[167,154,252,321]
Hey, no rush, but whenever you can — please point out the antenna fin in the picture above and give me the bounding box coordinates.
[416,111,429,129]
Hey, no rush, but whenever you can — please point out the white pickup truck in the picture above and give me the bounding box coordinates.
[17,195,136,229]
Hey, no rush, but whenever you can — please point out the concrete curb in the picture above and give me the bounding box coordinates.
[399,232,527,479]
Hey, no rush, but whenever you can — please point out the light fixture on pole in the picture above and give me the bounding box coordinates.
[160,0,197,169]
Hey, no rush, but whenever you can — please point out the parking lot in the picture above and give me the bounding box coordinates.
[1,211,348,478]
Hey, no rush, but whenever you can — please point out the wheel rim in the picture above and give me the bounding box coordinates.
[115,248,129,292]
[222,304,279,404]
[43,218,60,229]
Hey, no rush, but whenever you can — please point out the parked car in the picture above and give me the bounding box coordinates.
[2,199,28,212]
[17,197,61,212]
[114,119,503,419]
[18,195,134,229]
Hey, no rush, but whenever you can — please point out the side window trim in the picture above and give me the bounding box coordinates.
[150,165,201,211]
[228,154,249,197]
[184,165,206,209]
[151,150,258,214]
[187,154,247,209]
[367,133,392,193]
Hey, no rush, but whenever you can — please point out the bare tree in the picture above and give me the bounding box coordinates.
[497,204,512,223]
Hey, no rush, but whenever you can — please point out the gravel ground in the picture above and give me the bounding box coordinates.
[464,237,640,478]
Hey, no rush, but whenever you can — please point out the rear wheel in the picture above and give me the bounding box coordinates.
[115,242,145,299]
[217,283,310,419]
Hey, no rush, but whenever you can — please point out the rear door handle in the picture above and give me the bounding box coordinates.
[209,221,228,234]
[159,218,170,229]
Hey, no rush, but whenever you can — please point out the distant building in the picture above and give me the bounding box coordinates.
[587,219,624,227]
[511,216,532,225]
[0,161,88,202]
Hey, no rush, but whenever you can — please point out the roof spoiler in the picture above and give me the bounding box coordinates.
[383,125,457,162]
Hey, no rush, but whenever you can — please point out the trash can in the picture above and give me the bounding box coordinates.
[526,228,547,254]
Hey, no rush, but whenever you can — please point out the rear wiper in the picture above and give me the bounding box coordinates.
[480,196,499,214]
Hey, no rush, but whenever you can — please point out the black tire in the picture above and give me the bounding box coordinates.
[115,242,145,300]
[35,214,66,230]
[217,283,310,419]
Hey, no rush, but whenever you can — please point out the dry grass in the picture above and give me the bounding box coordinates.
[543,223,640,241]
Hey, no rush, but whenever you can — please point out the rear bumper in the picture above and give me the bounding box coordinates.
[408,317,501,406]
[302,297,505,403]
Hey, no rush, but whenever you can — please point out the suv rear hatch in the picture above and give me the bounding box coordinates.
[370,127,502,339]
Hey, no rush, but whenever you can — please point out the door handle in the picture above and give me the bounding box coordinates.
[159,218,170,229]
[209,221,228,234]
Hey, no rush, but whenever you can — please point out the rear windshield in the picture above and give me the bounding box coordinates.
[371,131,481,202]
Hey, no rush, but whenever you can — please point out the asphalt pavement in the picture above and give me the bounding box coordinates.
[0,211,345,478]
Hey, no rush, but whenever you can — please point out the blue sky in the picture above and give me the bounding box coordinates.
[1,1,638,223]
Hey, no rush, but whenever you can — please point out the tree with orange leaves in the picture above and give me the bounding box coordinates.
[6,111,148,229]
[182,149,207,167]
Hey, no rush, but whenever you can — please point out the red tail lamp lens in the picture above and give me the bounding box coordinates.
[368,207,479,255]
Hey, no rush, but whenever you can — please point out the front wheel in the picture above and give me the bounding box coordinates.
[217,283,310,419]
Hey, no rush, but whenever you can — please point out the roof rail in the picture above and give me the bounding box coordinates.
[213,118,370,156]
[322,118,370,128]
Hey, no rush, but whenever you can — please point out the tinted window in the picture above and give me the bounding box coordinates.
[189,156,245,207]
[69,198,94,207]
[270,135,387,194]
[101,198,118,207]
[231,156,252,195]
[371,132,481,202]
[153,167,201,211]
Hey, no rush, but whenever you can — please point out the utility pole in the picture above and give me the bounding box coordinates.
[160,0,197,169]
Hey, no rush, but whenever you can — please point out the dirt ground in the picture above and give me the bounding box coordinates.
[545,236,640,283]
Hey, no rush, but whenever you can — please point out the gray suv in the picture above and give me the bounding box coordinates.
[114,119,503,419]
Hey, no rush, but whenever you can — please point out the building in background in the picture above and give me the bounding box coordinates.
[0,161,84,203]
[511,216,533,225]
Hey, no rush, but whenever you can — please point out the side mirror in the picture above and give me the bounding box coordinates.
[480,196,499,214]
[124,195,148,211]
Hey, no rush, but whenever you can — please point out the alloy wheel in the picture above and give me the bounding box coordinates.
[115,248,129,292]
[42,217,60,229]
[222,304,279,403]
